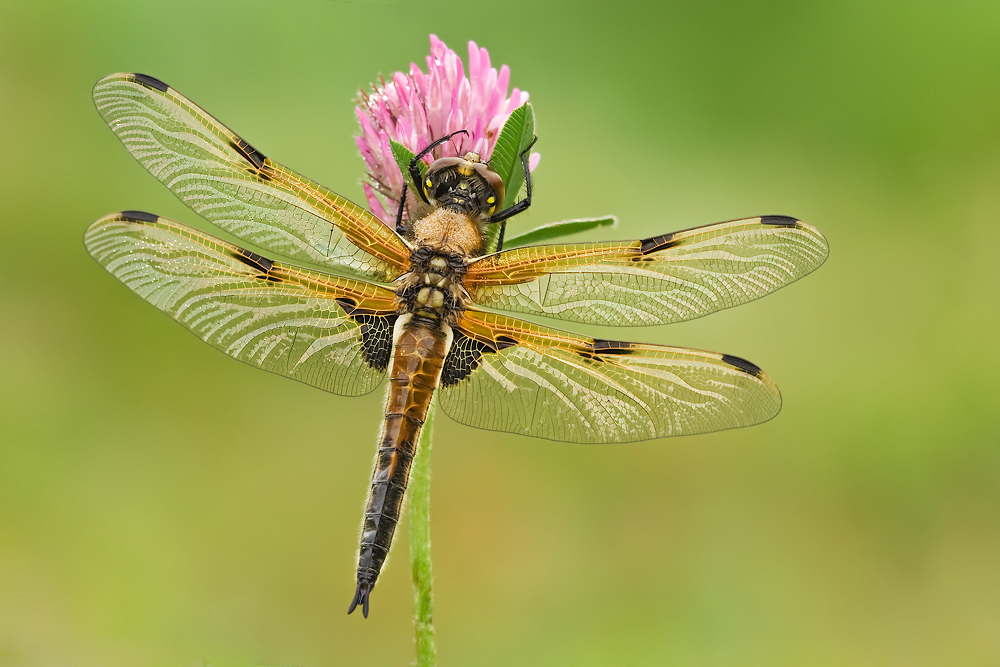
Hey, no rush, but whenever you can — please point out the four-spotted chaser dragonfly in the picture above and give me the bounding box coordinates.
[84,73,829,618]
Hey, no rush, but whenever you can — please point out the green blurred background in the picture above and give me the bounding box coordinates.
[2,1,999,665]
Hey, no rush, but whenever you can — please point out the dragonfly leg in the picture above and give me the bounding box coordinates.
[395,182,408,235]
[487,136,538,224]
[410,130,470,204]
[495,220,508,252]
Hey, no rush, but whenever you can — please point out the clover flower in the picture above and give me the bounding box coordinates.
[355,35,540,223]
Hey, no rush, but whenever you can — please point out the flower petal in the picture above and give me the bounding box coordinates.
[355,35,534,205]
[363,182,391,224]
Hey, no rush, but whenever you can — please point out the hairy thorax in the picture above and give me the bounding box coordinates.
[397,209,484,325]
[408,208,483,256]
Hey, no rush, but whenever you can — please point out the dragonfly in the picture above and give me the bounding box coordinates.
[85,73,829,618]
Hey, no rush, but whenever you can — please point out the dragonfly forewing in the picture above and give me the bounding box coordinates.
[93,73,411,283]
[465,216,829,326]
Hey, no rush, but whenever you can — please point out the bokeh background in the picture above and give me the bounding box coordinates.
[2,1,999,665]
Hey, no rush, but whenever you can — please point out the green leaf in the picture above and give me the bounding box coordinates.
[490,103,536,209]
[390,139,425,190]
[503,216,618,248]
[483,103,536,253]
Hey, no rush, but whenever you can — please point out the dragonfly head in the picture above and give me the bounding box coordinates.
[421,151,505,221]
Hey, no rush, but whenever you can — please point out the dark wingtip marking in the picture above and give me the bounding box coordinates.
[638,233,683,255]
[119,210,159,224]
[229,137,268,172]
[722,353,763,378]
[760,215,799,227]
[132,73,169,92]
[593,339,635,355]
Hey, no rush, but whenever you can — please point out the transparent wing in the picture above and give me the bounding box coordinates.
[84,212,399,396]
[465,216,828,326]
[437,308,781,443]
[93,73,410,282]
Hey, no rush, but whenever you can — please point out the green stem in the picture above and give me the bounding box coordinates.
[410,403,437,666]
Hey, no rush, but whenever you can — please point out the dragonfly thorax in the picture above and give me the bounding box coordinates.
[409,207,485,256]
[397,245,469,324]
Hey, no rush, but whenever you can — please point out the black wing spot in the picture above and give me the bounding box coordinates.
[495,335,518,350]
[132,73,169,92]
[593,339,635,355]
[230,247,274,273]
[573,338,635,361]
[356,314,396,371]
[760,215,798,227]
[119,210,159,224]
[229,137,268,172]
[576,338,634,362]
[229,248,280,281]
[441,329,517,386]
[721,353,763,378]
[335,298,396,371]
[637,233,683,256]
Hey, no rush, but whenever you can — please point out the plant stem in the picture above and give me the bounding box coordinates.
[410,403,437,666]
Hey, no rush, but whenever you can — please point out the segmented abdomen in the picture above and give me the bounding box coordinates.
[351,314,453,615]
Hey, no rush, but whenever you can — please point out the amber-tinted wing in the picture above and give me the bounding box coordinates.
[93,73,410,282]
[465,216,828,326]
[437,308,781,443]
[85,212,398,396]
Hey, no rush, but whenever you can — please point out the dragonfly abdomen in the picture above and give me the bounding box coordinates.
[349,314,453,617]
